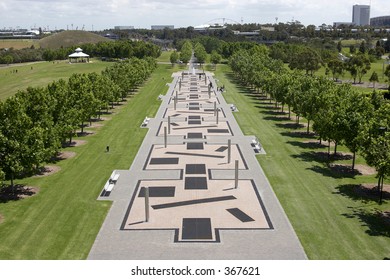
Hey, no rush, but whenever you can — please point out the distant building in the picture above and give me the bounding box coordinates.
[370,16,390,27]
[114,26,134,30]
[334,22,353,28]
[352,4,370,26]
[151,25,174,30]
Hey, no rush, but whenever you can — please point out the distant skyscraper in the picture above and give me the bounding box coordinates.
[352,4,371,26]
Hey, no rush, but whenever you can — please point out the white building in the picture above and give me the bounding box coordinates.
[352,4,370,26]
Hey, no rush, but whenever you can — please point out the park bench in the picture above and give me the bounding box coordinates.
[141,117,150,127]
[100,171,120,197]
[251,138,262,152]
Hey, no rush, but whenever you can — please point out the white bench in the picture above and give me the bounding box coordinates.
[141,117,150,127]
[111,173,120,182]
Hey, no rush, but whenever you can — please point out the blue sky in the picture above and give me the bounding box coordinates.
[1,0,388,30]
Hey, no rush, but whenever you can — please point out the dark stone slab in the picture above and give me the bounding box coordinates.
[170,123,179,127]
[207,129,230,133]
[185,176,207,190]
[182,218,212,240]
[188,115,201,120]
[189,102,199,106]
[188,120,201,125]
[187,132,203,139]
[189,96,199,99]
[187,142,204,150]
[138,186,175,197]
[166,151,224,159]
[149,157,179,165]
[215,146,228,152]
[189,107,200,110]
[186,164,206,174]
[227,208,255,222]
[152,195,236,209]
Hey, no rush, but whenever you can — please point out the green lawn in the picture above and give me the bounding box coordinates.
[214,64,390,259]
[1,55,388,259]
[0,60,113,100]
[0,64,174,259]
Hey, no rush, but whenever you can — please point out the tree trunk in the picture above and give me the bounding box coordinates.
[328,140,331,159]
[10,173,14,189]
[352,151,356,170]
[307,119,310,134]
[288,106,291,119]
[377,173,382,192]
[334,141,338,155]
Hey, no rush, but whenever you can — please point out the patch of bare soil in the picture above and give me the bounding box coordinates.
[328,163,375,176]
[329,164,362,175]
[87,122,104,128]
[62,139,87,147]
[354,164,377,176]
[33,165,61,177]
[351,184,390,200]
[52,151,76,161]
[0,185,40,203]
[302,140,328,148]
[76,131,95,137]
[315,152,353,161]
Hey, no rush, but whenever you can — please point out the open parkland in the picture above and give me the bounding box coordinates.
[0,52,389,263]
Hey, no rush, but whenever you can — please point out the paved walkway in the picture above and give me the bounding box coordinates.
[88,66,307,259]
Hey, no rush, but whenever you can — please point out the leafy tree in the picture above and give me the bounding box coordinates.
[346,54,371,84]
[327,59,344,81]
[289,47,322,75]
[337,41,342,53]
[385,65,390,89]
[359,102,390,200]
[359,41,367,54]
[369,71,379,88]
[210,50,222,69]
[194,43,207,66]
[170,51,179,66]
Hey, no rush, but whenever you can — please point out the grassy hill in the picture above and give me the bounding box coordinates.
[39,30,112,49]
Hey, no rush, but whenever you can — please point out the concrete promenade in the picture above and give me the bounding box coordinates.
[88,66,307,260]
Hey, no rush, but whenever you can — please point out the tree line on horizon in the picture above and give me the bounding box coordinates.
[0,40,161,64]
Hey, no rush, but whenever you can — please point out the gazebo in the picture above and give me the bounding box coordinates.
[68,47,90,63]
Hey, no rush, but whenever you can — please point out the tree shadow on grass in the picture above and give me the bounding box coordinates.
[341,207,390,238]
[287,140,328,150]
[0,184,38,203]
[309,164,361,179]
[275,122,306,130]
[281,131,317,139]
[263,116,292,122]
[335,184,389,204]
[292,151,330,163]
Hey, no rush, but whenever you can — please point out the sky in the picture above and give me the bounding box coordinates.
[0,0,389,31]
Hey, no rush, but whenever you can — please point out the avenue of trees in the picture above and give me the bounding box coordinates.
[229,47,390,194]
[0,57,157,186]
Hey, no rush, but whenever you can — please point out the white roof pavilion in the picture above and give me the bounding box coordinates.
[68,47,90,63]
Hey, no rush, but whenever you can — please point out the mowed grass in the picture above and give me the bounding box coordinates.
[0,64,174,259]
[0,39,39,50]
[0,60,113,100]
[214,64,390,259]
